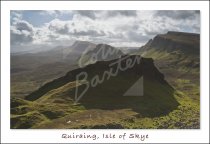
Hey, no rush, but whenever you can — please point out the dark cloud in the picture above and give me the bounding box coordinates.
[107,10,137,17]
[10,20,34,45]
[16,21,33,32]
[10,10,200,49]
[155,10,199,20]
[73,29,105,37]
[10,30,34,45]
[75,10,96,19]
[48,23,70,34]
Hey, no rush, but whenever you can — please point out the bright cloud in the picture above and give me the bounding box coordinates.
[10,10,200,51]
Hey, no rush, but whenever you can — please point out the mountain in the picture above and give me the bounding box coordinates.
[62,40,96,61]
[11,41,96,98]
[136,31,200,101]
[137,31,199,68]
[10,31,200,129]
[78,44,124,67]
[117,47,139,54]
[11,41,97,72]
[12,55,179,128]
[66,40,96,55]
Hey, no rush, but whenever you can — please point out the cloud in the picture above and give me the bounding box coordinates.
[47,19,71,34]
[75,11,96,19]
[73,10,137,20]
[127,31,150,43]
[39,10,72,17]
[106,10,137,17]
[16,20,34,32]
[155,10,199,20]
[73,29,105,37]
[11,11,23,24]
[10,20,34,45]
[10,10,200,49]
[152,10,200,33]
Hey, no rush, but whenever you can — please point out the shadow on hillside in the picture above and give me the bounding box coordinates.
[25,56,180,118]
[69,58,179,118]
[72,78,179,118]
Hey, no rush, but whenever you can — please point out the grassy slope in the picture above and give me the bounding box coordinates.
[11,32,200,129]
[33,78,198,129]
[11,62,78,98]
[10,71,198,129]
[11,87,199,129]
[131,41,200,128]
[11,50,200,129]
[136,48,200,100]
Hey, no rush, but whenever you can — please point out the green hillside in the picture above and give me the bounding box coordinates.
[11,31,200,129]
[135,31,200,101]
[11,55,199,129]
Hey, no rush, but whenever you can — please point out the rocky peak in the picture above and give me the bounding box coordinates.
[146,31,200,54]
[25,55,169,101]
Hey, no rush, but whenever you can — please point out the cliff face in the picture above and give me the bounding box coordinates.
[25,55,168,101]
[135,31,200,105]
[143,31,200,54]
[138,31,200,70]
[24,55,178,119]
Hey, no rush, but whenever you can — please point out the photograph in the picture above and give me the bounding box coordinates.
[10,10,200,129]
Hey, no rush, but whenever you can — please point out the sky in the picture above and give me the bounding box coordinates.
[10,10,200,52]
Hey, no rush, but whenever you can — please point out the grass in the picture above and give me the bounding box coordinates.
[159,32,200,46]
[10,76,181,129]
[10,96,86,129]
[11,79,199,129]
[10,54,200,129]
[11,59,78,98]
[11,111,50,129]
[127,46,200,128]
[119,91,199,129]
[174,78,199,101]
[12,89,198,129]
[140,48,172,60]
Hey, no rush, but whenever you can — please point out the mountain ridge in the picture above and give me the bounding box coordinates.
[11,31,200,129]
[78,43,124,67]
[141,31,199,53]
[135,31,200,101]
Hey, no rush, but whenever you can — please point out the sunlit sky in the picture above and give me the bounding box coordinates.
[11,10,200,52]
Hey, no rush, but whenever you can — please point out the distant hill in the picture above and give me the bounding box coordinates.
[66,40,96,54]
[139,31,199,54]
[25,55,178,113]
[78,44,124,67]
[62,40,96,61]
[11,41,96,71]
[11,55,179,128]
[11,41,96,98]
[135,31,200,100]
[136,31,200,73]
[10,31,200,129]
[117,47,139,54]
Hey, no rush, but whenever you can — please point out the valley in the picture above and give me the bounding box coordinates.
[11,31,200,129]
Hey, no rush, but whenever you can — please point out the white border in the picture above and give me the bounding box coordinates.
[1,1,209,143]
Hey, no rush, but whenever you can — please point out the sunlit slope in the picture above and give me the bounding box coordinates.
[11,55,181,129]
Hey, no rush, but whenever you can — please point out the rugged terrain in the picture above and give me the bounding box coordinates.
[11,31,200,129]
[78,44,123,67]
[136,31,200,101]
[11,41,96,98]
[12,55,180,128]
